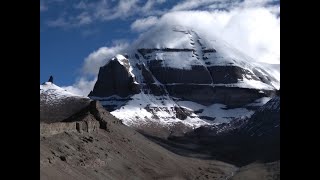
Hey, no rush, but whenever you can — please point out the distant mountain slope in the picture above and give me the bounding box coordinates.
[40,82,91,123]
[155,95,280,167]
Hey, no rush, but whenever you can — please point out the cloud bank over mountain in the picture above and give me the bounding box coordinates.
[64,0,279,96]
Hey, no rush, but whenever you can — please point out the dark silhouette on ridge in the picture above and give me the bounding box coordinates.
[48,76,53,83]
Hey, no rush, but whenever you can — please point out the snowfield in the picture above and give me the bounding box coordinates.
[106,93,268,128]
[40,82,88,101]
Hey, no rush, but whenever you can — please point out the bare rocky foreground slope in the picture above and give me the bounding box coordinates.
[41,101,237,180]
[40,100,279,180]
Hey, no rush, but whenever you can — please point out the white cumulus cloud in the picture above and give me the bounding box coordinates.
[60,42,129,96]
[131,16,159,32]
[62,77,97,96]
[64,0,280,95]
[134,7,279,64]
[82,43,129,76]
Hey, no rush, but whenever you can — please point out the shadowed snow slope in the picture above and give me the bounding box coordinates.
[40,82,91,123]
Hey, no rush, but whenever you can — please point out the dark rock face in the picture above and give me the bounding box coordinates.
[239,96,280,136]
[147,62,213,84]
[174,106,193,120]
[48,76,53,83]
[208,66,259,84]
[166,85,266,106]
[141,64,155,84]
[89,59,140,97]
[90,46,278,108]
[140,83,167,96]
[89,30,279,128]
[139,64,168,96]
[138,48,193,58]
[138,48,277,106]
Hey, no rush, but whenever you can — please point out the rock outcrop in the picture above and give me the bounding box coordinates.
[48,75,53,83]
[40,100,122,137]
[88,55,140,98]
[40,117,99,137]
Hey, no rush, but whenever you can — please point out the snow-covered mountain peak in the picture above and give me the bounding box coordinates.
[89,26,280,136]
[108,54,135,78]
[129,26,278,85]
[111,54,127,64]
[133,26,194,49]
[40,82,88,99]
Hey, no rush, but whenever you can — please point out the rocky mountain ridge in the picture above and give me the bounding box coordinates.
[88,27,279,136]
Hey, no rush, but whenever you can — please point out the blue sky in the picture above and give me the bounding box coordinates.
[40,0,280,95]
[40,0,178,85]
[40,17,136,85]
